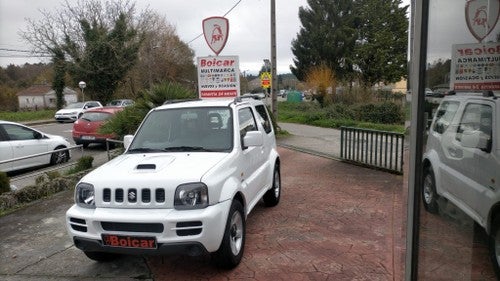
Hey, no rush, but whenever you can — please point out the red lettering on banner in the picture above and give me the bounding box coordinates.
[200,58,235,67]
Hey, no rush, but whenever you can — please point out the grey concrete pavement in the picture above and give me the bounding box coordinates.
[278,122,341,159]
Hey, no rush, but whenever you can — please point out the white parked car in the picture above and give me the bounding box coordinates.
[66,96,281,268]
[0,120,71,173]
[422,91,499,277]
[54,101,103,123]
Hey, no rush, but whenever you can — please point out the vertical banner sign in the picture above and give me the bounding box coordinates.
[450,43,500,91]
[197,56,240,98]
[203,17,229,56]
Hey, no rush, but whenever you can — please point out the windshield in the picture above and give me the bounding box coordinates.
[128,106,233,153]
[65,102,84,109]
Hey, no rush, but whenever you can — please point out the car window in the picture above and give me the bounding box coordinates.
[80,112,113,122]
[2,124,37,141]
[238,107,257,137]
[455,103,492,148]
[432,101,460,134]
[254,104,272,134]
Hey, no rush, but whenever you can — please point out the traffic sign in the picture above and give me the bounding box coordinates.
[260,72,271,89]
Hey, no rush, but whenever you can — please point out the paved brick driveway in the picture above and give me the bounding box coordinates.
[147,147,406,280]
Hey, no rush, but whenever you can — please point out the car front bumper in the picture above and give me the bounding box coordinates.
[65,200,231,255]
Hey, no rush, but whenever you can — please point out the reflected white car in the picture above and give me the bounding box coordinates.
[0,120,71,173]
[54,101,103,123]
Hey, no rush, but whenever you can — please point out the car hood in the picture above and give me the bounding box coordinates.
[81,152,228,185]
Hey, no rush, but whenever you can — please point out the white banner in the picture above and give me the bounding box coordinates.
[197,56,240,99]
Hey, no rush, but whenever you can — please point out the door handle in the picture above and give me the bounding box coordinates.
[448,147,462,158]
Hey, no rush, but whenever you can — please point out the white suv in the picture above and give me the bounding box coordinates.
[66,97,281,268]
[422,91,499,276]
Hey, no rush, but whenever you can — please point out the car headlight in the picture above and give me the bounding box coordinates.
[174,183,208,210]
[75,183,96,209]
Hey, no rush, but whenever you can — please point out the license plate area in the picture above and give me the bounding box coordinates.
[81,135,95,140]
[101,234,157,249]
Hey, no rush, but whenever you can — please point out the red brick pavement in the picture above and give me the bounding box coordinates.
[147,147,406,280]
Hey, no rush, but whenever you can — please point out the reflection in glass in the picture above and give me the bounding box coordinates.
[417,0,499,279]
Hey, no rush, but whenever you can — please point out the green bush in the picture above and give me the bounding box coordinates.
[67,156,94,175]
[354,102,404,124]
[0,172,10,194]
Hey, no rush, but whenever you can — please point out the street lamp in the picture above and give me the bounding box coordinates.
[78,81,86,102]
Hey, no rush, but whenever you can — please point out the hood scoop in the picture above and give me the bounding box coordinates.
[136,164,156,170]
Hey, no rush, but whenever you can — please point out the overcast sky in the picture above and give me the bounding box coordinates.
[0,0,310,75]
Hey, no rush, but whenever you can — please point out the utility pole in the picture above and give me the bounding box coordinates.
[270,0,277,118]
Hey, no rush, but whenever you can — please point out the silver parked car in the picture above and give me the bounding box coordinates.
[0,120,71,173]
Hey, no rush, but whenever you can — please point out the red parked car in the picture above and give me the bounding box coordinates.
[72,107,123,148]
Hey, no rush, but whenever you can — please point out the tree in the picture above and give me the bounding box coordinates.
[305,63,336,106]
[353,0,409,88]
[52,48,66,109]
[120,13,196,97]
[290,0,408,89]
[290,0,358,82]
[21,0,149,103]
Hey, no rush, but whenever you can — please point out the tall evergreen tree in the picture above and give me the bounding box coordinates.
[291,0,408,88]
[52,48,66,109]
[353,0,409,88]
[290,0,358,82]
[65,13,142,103]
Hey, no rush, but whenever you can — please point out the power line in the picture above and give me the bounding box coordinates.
[185,0,243,46]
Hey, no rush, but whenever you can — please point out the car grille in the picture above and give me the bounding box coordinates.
[101,222,164,233]
[102,188,167,206]
[69,217,87,232]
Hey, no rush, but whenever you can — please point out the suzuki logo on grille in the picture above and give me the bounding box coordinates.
[128,191,136,201]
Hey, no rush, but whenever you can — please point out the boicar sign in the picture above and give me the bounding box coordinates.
[198,17,241,99]
[197,56,240,98]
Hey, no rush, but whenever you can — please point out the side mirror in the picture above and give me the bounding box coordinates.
[33,131,43,139]
[123,135,134,150]
[242,131,263,148]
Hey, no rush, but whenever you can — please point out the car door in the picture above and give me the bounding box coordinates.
[3,124,49,170]
[237,106,265,207]
[0,125,14,172]
[450,101,498,222]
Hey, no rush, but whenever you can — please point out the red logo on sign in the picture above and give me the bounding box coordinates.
[203,17,229,56]
[465,0,500,42]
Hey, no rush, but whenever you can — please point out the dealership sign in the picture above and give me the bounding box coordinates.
[465,0,499,42]
[197,56,240,98]
[203,17,229,56]
[450,43,500,91]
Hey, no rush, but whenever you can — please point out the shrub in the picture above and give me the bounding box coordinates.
[354,102,404,124]
[67,156,94,175]
[0,172,10,194]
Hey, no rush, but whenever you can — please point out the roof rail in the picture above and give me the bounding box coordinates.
[162,98,201,105]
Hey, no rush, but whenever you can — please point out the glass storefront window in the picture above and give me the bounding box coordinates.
[407,0,499,280]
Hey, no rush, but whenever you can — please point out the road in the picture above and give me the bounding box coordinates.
[8,122,116,189]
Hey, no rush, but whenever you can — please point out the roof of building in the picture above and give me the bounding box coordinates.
[16,85,77,97]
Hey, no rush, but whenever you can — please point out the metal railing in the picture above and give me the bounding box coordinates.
[340,127,405,174]
[105,138,124,160]
[0,145,83,166]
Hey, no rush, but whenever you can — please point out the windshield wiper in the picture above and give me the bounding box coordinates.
[127,147,166,153]
[163,146,214,152]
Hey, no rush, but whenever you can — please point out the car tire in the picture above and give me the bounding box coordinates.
[50,147,69,165]
[263,164,281,207]
[489,216,500,279]
[83,251,119,262]
[213,200,245,269]
[422,166,439,214]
